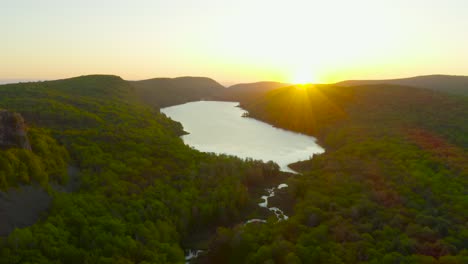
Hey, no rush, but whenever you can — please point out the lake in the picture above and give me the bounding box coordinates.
[161,101,324,173]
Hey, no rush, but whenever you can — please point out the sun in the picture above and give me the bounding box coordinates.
[291,69,318,84]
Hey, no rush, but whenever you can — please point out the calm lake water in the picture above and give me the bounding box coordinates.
[161,101,324,173]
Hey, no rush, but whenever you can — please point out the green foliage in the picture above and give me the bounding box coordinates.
[0,128,68,189]
[217,81,291,103]
[2,76,466,263]
[131,76,225,108]
[0,75,282,263]
[337,74,468,96]
[205,84,468,263]
[243,84,354,135]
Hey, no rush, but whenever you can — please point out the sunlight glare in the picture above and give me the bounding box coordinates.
[292,69,317,84]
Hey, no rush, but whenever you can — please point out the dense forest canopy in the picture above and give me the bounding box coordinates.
[130,77,225,108]
[336,75,468,96]
[215,82,292,104]
[0,75,284,263]
[0,75,466,263]
[203,84,468,263]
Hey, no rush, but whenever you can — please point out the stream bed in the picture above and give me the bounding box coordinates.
[162,101,324,263]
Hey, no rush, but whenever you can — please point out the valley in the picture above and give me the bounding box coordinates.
[0,75,466,263]
[161,101,324,173]
[3,1,468,263]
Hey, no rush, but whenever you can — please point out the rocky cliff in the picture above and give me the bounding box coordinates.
[0,110,31,150]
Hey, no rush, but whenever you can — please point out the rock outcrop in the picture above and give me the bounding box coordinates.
[0,110,31,150]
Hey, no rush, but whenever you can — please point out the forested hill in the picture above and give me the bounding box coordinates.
[130,76,225,108]
[0,75,283,263]
[2,75,467,263]
[242,84,468,148]
[215,81,291,103]
[131,78,292,108]
[204,84,468,263]
[241,84,354,135]
[336,74,468,96]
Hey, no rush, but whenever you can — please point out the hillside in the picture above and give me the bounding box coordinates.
[1,75,467,263]
[204,84,468,263]
[242,84,468,147]
[0,75,283,263]
[241,84,354,135]
[216,81,291,103]
[130,76,225,108]
[337,74,468,96]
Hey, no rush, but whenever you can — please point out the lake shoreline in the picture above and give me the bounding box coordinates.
[161,100,324,173]
[162,100,324,263]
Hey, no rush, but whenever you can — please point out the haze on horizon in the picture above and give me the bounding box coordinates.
[2,0,468,84]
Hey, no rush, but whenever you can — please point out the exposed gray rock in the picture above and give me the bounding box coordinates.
[0,110,31,150]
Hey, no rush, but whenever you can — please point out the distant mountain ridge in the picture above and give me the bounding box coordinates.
[0,74,286,262]
[336,74,468,95]
[1,74,467,262]
[130,76,225,108]
[130,77,292,109]
[216,81,291,103]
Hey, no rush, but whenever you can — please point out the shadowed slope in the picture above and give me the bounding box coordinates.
[216,81,291,103]
[242,84,353,135]
[337,74,468,96]
[0,75,287,263]
[130,76,225,108]
[203,83,468,263]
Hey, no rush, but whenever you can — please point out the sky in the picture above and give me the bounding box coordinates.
[2,0,468,85]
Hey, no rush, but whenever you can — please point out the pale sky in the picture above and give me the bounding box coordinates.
[2,0,468,84]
